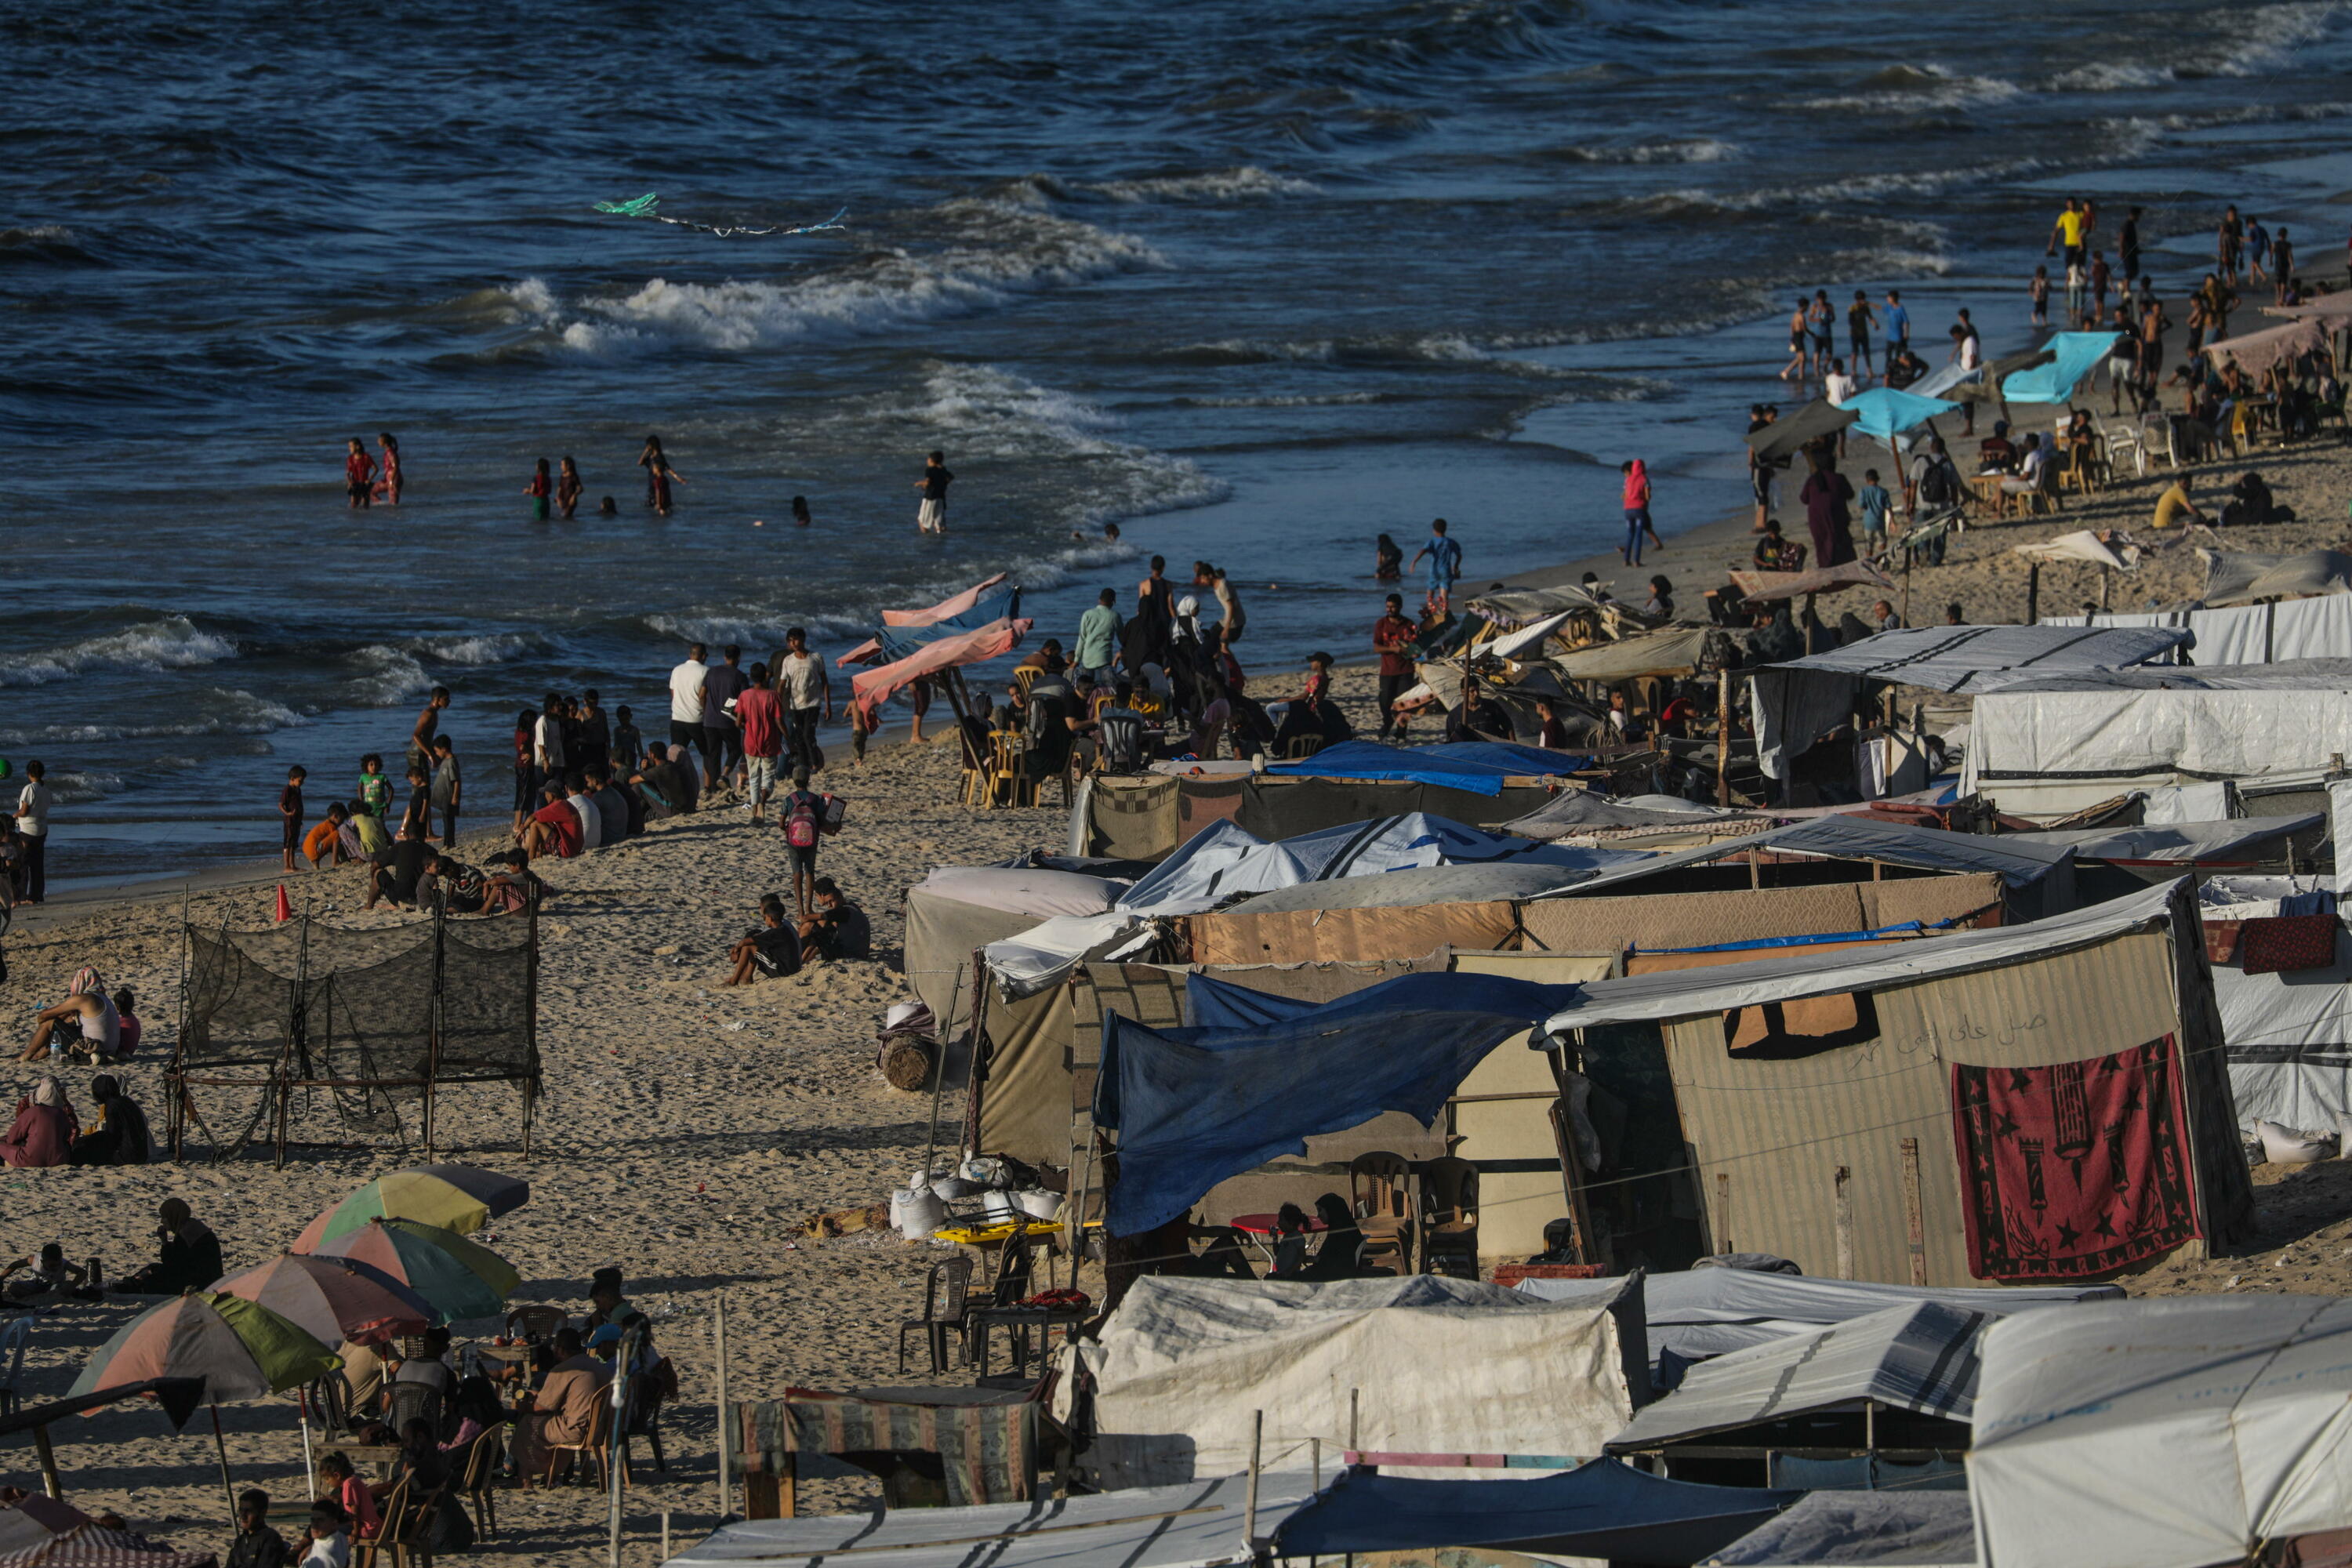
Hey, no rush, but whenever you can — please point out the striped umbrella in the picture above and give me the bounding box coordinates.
[211,1253,439,1348]
[303,1218,517,1321]
[70,1294,340,1405]
[291,1163,530,1251]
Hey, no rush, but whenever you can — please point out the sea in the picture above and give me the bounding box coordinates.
[7,0,2352,884]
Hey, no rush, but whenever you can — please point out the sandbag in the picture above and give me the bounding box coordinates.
[2257,1118,2339,1166]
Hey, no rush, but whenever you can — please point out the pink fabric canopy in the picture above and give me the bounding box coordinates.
[2198,318,2328,376]
[1729,559,1896,601]
[838,574,1011,666]
[851,616,1031,723]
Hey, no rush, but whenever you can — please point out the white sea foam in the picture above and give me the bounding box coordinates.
[409,632,537,666]
[2217,1,2344,77]
[2050,62,2177,91]
[0,616,237,687]
[1548,137,1740,164]
[1797,63,2024,113]
[343,645,433,706]
[1089,166,1321,201]
[1185,391,1384,408]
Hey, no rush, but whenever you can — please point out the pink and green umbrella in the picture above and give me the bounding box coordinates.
[211,1253,438,1348]
[303,1218,517,1322]
[291,1163,530,1251]
[70,1293,340,1405]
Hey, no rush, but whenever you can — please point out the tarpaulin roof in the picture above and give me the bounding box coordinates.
[913,865,1124,917]
[1761,623,2190,691]
[2267,291,2352,321]
[850,615,1032,723]
[1271,1461,1801,1562]
[2201,547,2352,606]
[0,1498,217,1568]
[1970,1294,2352,1568]
[2011,531,2132,572]
[1729,560,1896,602]
[1705,1491,1976,1568]
[662,1471,1318,1568]
[1746,398,1860,463]
[1225,862,1598,913]
[837,573,1012,666]
[1467,583,1608,629]
[1537,877,2181,1032]
[1517,1268,2120,1367]
[2004,813,2321,863]
[2199,317,2329,376]
[1535,812,2071,898]
[1554,626,1716,681]
[1265,740,1591,793]
[1483,609,1579,661]
[1607,1302,1990,1453]
[1497,791,1769,840]
[1843,387,1960,440]
[1966,657,2352,694]
[2001,332,2122,404]
[1094,971,1582,1233]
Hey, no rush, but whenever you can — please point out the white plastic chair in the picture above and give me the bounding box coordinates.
[2100,415,2146,477]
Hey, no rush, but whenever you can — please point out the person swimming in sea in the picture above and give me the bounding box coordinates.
[791,495,812,528]
[524,458,552,521]
[556,456,583,519]
[1374,532,1403,580]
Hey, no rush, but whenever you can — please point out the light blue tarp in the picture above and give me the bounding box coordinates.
[1094,973,1581,1235]
[872,583,1022,660]
[1265,739,1591,794]
[1843,387,1960,441]
[2001,332,2122,405]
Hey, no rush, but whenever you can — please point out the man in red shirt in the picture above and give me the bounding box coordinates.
[1372,593,1417,740]
[519,782,583,860]
[735,662,786,825]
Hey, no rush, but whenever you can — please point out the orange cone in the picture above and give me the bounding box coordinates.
[274,884,292,924]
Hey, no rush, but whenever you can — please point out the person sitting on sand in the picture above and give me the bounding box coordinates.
[299,1497,351,1568]
[1751,519,1806,574]
[68,1076,147,1168]
[2224,470,2281,528]
[797,877,871,964]
[301,805,351,870]
[2154,474,2209,532]
[1,1243,88,1304]
[19,967,120,1063]
[519,782,583,860]
[722,894,800,985]
[1298,1192,1366,1280]
[120,1196,221,1291]
[2,1074,76,1167]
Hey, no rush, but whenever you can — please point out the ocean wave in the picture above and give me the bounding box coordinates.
[2217,1,2343,77]
[641,609,879,648]
[0,688,304,748]
[1180,391,1386,408]
[343,645,433,707]
[407,632,542,666]
[1540,137,1740,164]
[1088,165,1321,202]
[2049,62,2177,92]
[0,224,100,267]
[42,769,125,804]
[0,615,237,687]
[1795,63,2023,113]
[1164,339,1340,365]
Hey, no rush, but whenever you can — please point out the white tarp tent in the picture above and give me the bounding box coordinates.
[662,1471,1316,1568]
[2046,593,2352,666]
[1971,1295,2352,1568]
[2216,916,2352,1135]
[2003,814,2320,864]
[1607,1302,1988,1454]
[1060,1275,1642,1490]
[1705,1491,1976,1568]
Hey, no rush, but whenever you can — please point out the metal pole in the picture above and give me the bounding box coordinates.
[1243,1410,1263,1558]
[714,1293,732,1522]
[1714,669,1732,807]
[608,1320,642,1568]
[663,1512,673,1564]
[209,1405,237,1521]
[31,1427,60,1499]
[920,962,964,1185]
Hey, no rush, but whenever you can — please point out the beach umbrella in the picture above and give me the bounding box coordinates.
[1744,397,1857,463]
[71,1293,339,1406]
[304,1217,517,1321]
[291,1161,530,1251]
[210,1253,439,1348]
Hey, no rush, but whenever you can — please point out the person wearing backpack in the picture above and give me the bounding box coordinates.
[780,767,827,916]
[1906,436,1962,567]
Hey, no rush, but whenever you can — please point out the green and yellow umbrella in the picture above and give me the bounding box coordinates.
[292,1163,529,1251]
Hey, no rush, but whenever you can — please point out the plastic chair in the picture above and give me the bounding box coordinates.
[989,731,1036,808]
[2100,415,2146,477]
[505,1306,568,1345]
[896,1257,973,1374]
[1095,712,1145,775]
[1418,1158,1481,1279]
[0,1317,30,1419]
[458,1426,503,1541]
[542,1396,614,1490]
[957,719,994,808]
[387,1379,446,1441]
[620,1366,670,1482]
[1350,1152,1417,1276]
[353,1475,411,1568]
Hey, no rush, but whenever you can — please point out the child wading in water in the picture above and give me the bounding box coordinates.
[2029,264,2050,328]
[524,458,552,521]
[373,433,401,505]
[556,456,583,519]
[344,438,376,509]
[639,434,683,515]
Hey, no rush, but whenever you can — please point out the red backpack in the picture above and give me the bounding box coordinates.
[786,793,819,848]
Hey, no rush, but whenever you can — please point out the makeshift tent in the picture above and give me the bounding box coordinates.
[1272,1461,1802,1563]
[837,573,1011,666]
[1961,659,2352,811]
[1221,862,1588,913]
[1553,626,1719,681]
[2268,292,2352,321]
[1262,740,1589,794]
[1538,814,2073,900]
[1705,1490,1976,1568]
[1969,1295,2352,1568]
[2049,593,2352,667]
[2198,317,2330,376]
[1094,971,1581,1234]
[1999,332,2121,403]
[2214,914,2352,1136]
[1842,388,1960,443]
[1519,1267,2119,1367]
[850,616,1032,724]
[1069,771,1570,863]
[1060,1275,1646,1489]
[2205,547,2352,606]
[2005,814,2320,865]
[1727,561,1895,603]
[1481,608,1580,659]
[1498,791,1772,841]
[1534,880,2255,1286]
[662,1471,1316,1568]
[1746,398,1859,464]
[1466,582,1608,627]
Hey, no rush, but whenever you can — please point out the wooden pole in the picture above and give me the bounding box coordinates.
[663,1512,673,1564]
[2026,561,2041,626]
[1714,670,1733,807]
[1900,550,1913,629]
[714,1293,732,1522]
[2100,564,2113,612]
[209,1405,236,1521]
[32,1426,61,1500]
[1243,1410,1264,1559]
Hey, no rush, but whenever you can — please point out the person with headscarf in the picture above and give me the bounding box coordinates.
[121,1196,220,1290]
[2,1075,77,1167]
[1752,605,1805,665]
[68,1075,151,1168]
[1374,533,1403,581]
[18,968,120,1063]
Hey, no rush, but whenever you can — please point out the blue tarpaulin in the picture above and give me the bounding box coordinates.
[872,583,1022,661]
[1843,387,1960,441]
[1094,973,1580,1235]
[2001,332,2122,405]
[1270,1461,1802,1560]
[1265,740,1590,795]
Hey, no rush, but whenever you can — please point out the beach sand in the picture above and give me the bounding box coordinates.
[4,406,2350,1564]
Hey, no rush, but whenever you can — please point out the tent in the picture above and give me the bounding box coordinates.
[1539,814,2074,899]
[1553,625,1719,681]
[849,616,1032,724]
[0,1498,216,1568]
[2267,292,2352,321]
[1999,331,2121,404]
[1746,398,1859,464]
[661,1471,1316,1568]
[1705,1490,1976,1568]
[1497,791,1772,841]
[2203,546,2352,607]
[1534,880,2256,1287]
[1060,1275,1646,1490]
[2051,593,2352,669]
[1518,1267,2120,1368]
[2004,813,2321,865]
[2198,317,2330,376]
[1970,1295,2352,1568]
[1727,561,1895,603]
[2212,913,2352,1136]
[1222,862,1591,913]
[1263,740,1590,794]
[1466,582,1609,628]
[1272,1461,1802,1564]
[1842,387,1960,443]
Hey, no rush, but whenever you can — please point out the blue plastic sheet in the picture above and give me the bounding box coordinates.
[1843,387,1960,440]
[2002,331,2122,405]
[1094,973,1579,1234]
[1265,740,1589,794]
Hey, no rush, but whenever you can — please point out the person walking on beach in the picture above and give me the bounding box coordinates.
[1780,299,1811,381]
[407,686,449,779]
[344,438,376,510]
[524,459,552,521]
[1620,459,1657,566]
[2047,197,2088,274]
[1800,452,1857,569]
[914,450,953,534]
[1847,289,1878,380]
[1127,556,1174,673]
[373,434,402,506]
[556,456,583,519]
[1883,289,1910,360]
[279,765,305,873]
[668,641,709,774]
[735,663,783,822]
[2218,205,2245,285]
[1076,589,1123,684]
[1807,290,1835,377]
[2274,227,2297,305]
[700,644,750,796]
[14,761,52,905]
[638,435,682,515]
[2118,205,2143,288]
[428,736,461,848]
[1373,593,1416,740]
[1412,518,1462,619]
[775,628,832,775]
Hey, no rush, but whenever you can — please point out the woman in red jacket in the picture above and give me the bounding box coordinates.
[2,1075,78,1167]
